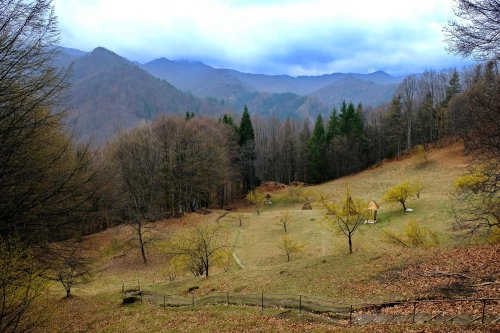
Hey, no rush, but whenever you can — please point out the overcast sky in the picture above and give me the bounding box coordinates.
[54,0,473,76]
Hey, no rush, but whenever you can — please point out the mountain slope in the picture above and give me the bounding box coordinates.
[224,69,402,95]
[58,47,403,144]
[143,57,328,118]
[66,47,229,144]
[143,58,250,99]
[144,57,402,110]
[309,76,398,108]
[54,47,87,68]
[145,57,402,98]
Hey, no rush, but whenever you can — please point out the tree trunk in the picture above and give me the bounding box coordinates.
[407,116,412,151]
[401,200,407,212]
[137,222,147,264]
[348,236,353,254]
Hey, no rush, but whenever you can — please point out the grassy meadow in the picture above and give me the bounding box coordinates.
[39,143,500,332]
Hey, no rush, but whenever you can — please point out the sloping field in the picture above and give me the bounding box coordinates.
[40,142,499,332]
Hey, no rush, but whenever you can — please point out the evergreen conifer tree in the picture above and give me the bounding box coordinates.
[326,107,340,141]
[238,106,257,190]
[239,105,255,145]
[307,115,327,183]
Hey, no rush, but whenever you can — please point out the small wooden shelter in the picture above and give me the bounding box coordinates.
[264,193,272,205]
[366,200,380,223]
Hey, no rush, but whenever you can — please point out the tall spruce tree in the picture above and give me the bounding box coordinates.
[307,115,327,184]
[340,102,358,135]
[239,106,257,190]
[326,108,340,178]
[239,106,255,145]
[326,107,340,141]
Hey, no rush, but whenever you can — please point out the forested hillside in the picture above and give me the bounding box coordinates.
[65,47,231,144]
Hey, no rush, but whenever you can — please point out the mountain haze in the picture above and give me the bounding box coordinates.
[142,58,328,118]
[309,76,398,109]
[57,47,403,144]
[65,47,229,144]
[144,57,402,98]
[224,69,401,95]
[143,58,250,99]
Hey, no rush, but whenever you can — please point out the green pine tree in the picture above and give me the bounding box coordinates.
[340,102,356,134]
[239,105,255,146]
[238,105,257,190]
[307,115,327,183]
[326,107,340,141]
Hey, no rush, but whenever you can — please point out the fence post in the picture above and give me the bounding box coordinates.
[227,292,230,305]
[138,279,141,291]
[163,295,166,309]
[140,292,143,303]
[412,302,416,324]
[121,282,124,297]
[299,295,302,314]
[261,294,264,312]
[481,300,486,324]
[349,305,353,325]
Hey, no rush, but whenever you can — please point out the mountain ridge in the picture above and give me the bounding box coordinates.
[56,46,402,144]
[65,47,230,144]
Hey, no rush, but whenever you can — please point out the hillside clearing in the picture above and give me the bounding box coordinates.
[39,143,499,332]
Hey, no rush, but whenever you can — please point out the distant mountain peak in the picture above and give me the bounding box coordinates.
[86,47,131,67]
[91,46,117,55]
[367,70,396,80]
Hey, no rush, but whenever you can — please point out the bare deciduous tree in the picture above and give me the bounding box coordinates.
[277,210,292,233]
[44,240,93,298]
[398,75,417,151]
[1,1,101,329]
[445,0,500,60]
[109,125,163,263]
[169,225,230,278]
[0,0,100,243]
[321,186,366,254]
[0,237,44,333]
[279,235,303,262]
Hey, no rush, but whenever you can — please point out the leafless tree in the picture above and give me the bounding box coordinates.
[398,75,417,151]
[109,125,163,263]
[169,224,230,278]
[43,240,93,298]
[445,0,500,60]
[279,235,303,262]
[321,187,366,254]
[278,210,292,233]
[0,237,45,333]
[0,0,101,243]
[450,61,499,238]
